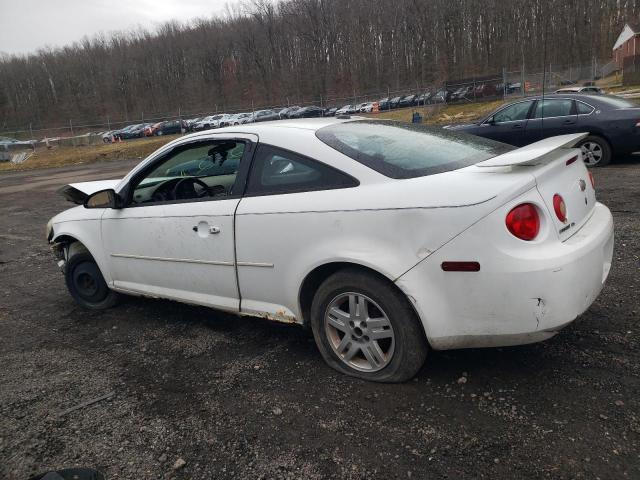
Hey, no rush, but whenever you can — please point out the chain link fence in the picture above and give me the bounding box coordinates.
[0,58,616,148]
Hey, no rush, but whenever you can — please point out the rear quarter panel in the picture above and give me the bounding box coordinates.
[232,130,537,323]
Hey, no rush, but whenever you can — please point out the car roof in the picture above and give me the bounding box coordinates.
[181,117,360,140]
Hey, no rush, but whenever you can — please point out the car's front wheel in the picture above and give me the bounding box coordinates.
[65,253,119,310]
[578,135,611,167]
[310,269,428,382]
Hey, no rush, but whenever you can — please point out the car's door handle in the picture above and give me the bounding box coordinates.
[512,124,522,129]
[192,225,221,234]
[563,120,575,124]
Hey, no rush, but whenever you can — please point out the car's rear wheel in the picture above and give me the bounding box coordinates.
[578,135,611,167]
[65,252,119,310]
[310,269,428,382]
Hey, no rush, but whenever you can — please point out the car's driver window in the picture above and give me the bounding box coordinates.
[131,141,244,205]
[492,101,533,123]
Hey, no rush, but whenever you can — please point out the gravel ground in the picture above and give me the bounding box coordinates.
[0,158,638,479]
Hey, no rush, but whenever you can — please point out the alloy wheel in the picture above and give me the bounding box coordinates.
[581,142,603,166]
[324,292,395,372]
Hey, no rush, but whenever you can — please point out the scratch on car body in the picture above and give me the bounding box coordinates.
[532,297,546,330]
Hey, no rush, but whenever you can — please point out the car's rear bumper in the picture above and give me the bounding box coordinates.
[396,202,614,350]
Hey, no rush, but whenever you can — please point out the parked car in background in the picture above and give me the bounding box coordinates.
[214,114,235,128]
[101,131,119,143]
[290,106,325,118]
[118,124,149,140]
[450,86,474,102]
[336,105,356,115]
[474,83,498,98]
[445,93,640,166]
[359,102,375,113]
[506,82,522,94]
[232,112,254,125]
[109,125,134,140]
[448,88,461,101]
[389,96,403,109]
[144,122,164,136]
[252,109,279,122]
[48,118,613,383]
[193,115,225,131]
[184,117,203,131]
[153,120,187,136]
[399,95,417,108]
[416,92,433,105]
[378,97,391,110]
[0,136,37,147]
[324,107,338,117]
[555,86,605,95]
[278,106,301,119]
[430,90,450,103]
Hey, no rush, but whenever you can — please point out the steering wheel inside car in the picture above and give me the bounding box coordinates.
[172,177,213,200]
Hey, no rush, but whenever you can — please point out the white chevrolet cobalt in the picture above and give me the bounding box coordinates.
[47,118,614,382]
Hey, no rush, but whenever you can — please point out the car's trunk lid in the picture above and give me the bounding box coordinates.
[530,149,596,241]
[477,133,595,241]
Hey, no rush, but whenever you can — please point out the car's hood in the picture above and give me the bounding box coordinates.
[57,179,121,204]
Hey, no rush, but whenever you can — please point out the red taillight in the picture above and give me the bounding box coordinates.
[552,194,567,223]
[588,171,595,189]
[506,203,540,241]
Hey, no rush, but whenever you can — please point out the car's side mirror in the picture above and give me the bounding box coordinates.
[486,117,496,125]
[84,189,121,209]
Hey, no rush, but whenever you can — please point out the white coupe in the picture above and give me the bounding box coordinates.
[47,118,614,382]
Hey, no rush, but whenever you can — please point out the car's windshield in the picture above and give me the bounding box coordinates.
[316,120,513,179]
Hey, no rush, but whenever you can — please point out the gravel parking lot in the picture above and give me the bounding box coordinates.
[0,158,639,479]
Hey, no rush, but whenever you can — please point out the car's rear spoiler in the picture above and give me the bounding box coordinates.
[476,133,588,167]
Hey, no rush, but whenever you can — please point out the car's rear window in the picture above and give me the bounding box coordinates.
[316,120,514,179]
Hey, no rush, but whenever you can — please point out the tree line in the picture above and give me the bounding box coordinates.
[1,0,638,131]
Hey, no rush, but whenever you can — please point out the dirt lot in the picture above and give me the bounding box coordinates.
[0,157,639,479]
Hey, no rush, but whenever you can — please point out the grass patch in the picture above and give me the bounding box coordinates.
[0,135,177,173]
[366,100,505,126]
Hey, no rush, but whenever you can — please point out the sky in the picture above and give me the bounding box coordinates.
[0,0,242,56]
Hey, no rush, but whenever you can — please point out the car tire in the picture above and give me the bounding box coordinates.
[310,268,428,383]
[577,135,611,167]
[102,137,110,144]
[65,252,119,310]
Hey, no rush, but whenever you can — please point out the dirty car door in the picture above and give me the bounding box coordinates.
[101,136,256,311]
[234,144,358,321]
